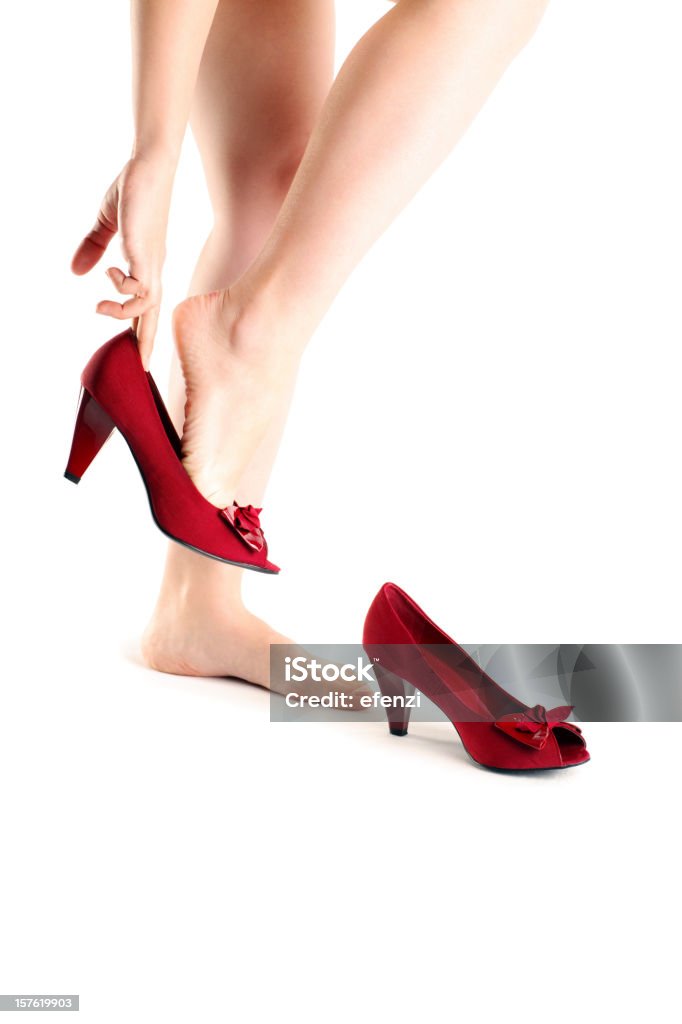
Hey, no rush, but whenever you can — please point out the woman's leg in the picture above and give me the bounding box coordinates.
[142,0,335,686]
[174,0,549,509]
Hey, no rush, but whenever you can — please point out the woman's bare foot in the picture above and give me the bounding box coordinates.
[172,289,300,508]
[142,602,283,687]
[141,602,372,706]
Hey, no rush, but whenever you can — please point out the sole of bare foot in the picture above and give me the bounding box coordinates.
[141,608,373,709]
[172,290,298,509]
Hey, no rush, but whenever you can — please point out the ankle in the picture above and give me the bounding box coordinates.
[218,288,272,362]
[154,566,245,622]
[221,274,313,364]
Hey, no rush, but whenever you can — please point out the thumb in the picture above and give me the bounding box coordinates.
[134,306,160,371]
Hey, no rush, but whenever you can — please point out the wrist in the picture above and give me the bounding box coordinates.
[130,141,180,176]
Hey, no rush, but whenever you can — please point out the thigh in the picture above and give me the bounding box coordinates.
[191,0,336,212]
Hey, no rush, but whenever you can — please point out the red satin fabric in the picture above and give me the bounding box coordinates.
[495,703,578,749]
[220,503,266,552]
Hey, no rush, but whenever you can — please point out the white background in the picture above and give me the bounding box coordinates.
[0,1,680,1021]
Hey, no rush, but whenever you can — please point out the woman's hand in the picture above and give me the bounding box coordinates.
[71,155,175,368]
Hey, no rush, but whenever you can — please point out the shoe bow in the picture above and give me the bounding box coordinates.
[495,703,580,750]
[220,502,266,552]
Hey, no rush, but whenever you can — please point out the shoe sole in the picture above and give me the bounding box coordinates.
[389,720,591,772]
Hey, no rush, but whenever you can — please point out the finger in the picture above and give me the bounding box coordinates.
[105,266,141,296]
[71,214,117,276]
[135,306,160,371]
[95,295,151,320]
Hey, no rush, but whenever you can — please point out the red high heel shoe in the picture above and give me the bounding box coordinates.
[64,329,279,574]
[364,583,589,771]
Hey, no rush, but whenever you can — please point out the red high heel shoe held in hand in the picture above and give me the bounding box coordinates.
[364,583,589,771]
[64,329,279,574]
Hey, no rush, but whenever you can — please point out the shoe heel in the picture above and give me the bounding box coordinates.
[373,662,416,737]
[64,388,116,484]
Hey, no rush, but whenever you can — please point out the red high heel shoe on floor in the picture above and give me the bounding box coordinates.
[64,329,279,574]
[364,583,589,771]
